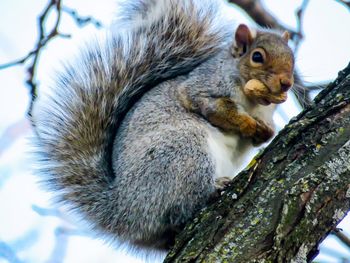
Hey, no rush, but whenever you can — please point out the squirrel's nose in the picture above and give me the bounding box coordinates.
[280,78,293,92]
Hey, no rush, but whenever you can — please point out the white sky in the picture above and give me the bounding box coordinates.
[0,0,350,262]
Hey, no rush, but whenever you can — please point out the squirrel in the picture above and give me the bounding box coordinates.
[33,0,294,251]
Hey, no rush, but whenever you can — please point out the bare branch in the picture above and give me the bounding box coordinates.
[0,51,36,70]
[228,0,300,41]
[334,0,350,9]
[333,228,350,249]
[26,0,63,120]
[294,0,309,53]
[62,6,102,28]
[0,0,64,122]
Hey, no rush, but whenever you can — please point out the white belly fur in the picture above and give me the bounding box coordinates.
[206,126,253,179]
[206,104,276,180]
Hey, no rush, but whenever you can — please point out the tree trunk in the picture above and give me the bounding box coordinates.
[164,63,350,263]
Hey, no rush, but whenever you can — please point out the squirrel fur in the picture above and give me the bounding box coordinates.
[34,0,294,251]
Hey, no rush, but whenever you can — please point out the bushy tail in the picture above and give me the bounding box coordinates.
[34,0,231,233]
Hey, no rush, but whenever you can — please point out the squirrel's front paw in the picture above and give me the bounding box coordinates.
[208,177,232,201]
[214,176,232,190]
[238,115,257,137]
[252,119,274,145]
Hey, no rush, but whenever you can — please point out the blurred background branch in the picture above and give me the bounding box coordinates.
[334,229,350,249]
[335,0,350,9]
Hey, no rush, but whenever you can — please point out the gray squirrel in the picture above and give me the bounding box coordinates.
[33,0,294,251]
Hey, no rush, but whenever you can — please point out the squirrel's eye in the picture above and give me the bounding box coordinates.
[252,51,264,63]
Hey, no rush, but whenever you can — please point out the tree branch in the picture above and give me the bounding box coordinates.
[165,62,350,262]
[0,0,64,121]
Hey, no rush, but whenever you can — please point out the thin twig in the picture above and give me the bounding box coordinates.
[294,0,309,53]
[26,0,64,120]
[332,228,350,249]
[228,0,300,41]
[62,6,102,28]
[334,0,350,9]
[0,0,65,121]
[0,51,36,70]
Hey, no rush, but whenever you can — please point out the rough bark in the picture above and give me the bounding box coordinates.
[164,63,350,263]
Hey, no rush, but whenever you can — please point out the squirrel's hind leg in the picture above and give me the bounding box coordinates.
[112,128,217,249]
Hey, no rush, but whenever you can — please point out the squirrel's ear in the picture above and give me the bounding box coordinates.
[232,24,254,58]
[281,31,290,43]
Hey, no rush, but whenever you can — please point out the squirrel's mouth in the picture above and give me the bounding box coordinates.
[243,79,288,106]
[257,90,288,106]
[257,98,271,106]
